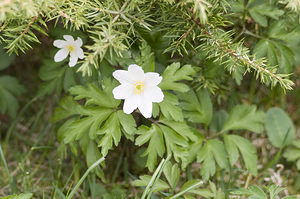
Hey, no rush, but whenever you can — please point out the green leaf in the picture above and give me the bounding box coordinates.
[1,193,33,199]
[0,75,25,117]
[209,110,228,133]
[248,2,284,27]
[224,134,258,176]
[117,110,136,140]
[163,161,180,190]
[159,118,197,142]
[197,139,229,180]
[133,175,169,192]
[86,140,105,181]
[136,124,164,171]
[135,121,192,171]
[177,88,213,125]
[159,62,196,92]
[159,92,184,121]
[265,108,296,148]
[180,179,203,192]
[253,39,294,74]
[222,104,265,133]
[283,140,300,170]
[98,112,121,156]
[38,58,76,96]
[135,41,155,72]
[51,96,83,122]
[63,108,113,143]
[69,79,120,108]
[231,186,267,199]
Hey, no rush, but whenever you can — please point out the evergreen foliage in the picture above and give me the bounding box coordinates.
[1,0,300,198]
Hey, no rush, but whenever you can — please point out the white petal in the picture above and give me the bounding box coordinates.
[145,72,162,87]
[63,35,74,42]
[54,48,69,62]
[127,64,145,80]
[53,40,67,48]
[113,70,134,84]
[138,99,152,118]
[69,54,78,67]
[112,84,133,99]
[123,95,140,114]
[75,37,83,47]
[144,86,164,103]
[75,47,84,59]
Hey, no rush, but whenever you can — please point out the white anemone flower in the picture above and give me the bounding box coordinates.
[112,64,164,118]
[53,35,84,67]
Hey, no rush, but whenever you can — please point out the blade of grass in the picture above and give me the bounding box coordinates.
[0,143,11,182]
[146,154,171,199]
[141,154,171,199]
[168,181,203,199]
[66,157,105,199]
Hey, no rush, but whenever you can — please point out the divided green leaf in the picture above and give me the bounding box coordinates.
[159,62,196,92]
[222,104,265,133]
[177,88,213,125]
[224,134,258,176]
[197,139,229,180]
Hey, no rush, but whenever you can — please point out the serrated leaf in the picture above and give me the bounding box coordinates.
[177,88,212,125]
[159,92,184,121]
[222,104,265,133]
[69,79,120,108]
[197,140,229,180]
[159,118,197,141]
[248,186,268,199]
[266,108,296,148]
[51,96,83,122]
[97,112,121,156]
[63,108,113,143]
[133,175,169,192]
[136,125,164,171]
[117,110,136,140]
[159,62,195,92]
[224,134,258,176]
[163,161,180,190]
[135,121,191,171]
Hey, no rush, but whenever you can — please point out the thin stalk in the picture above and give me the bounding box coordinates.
[112,140,127,182]
[141,155,170,199]
[0,144,11,182]
[169,181,203,199]
[146,155,172,199]
[66,157,105,199]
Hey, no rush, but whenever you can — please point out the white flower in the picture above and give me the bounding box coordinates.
[112,64,164,118]
[53,35,84,67]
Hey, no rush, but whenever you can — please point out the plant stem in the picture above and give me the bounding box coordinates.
[66,157,105,199]
[169,181,203,199]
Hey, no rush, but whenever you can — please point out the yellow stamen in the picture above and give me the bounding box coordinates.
[66,45,75,52]
[133,81,145,95]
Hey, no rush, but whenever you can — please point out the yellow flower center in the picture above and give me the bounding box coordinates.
[133,81,145,95]
[66,45,75,52]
